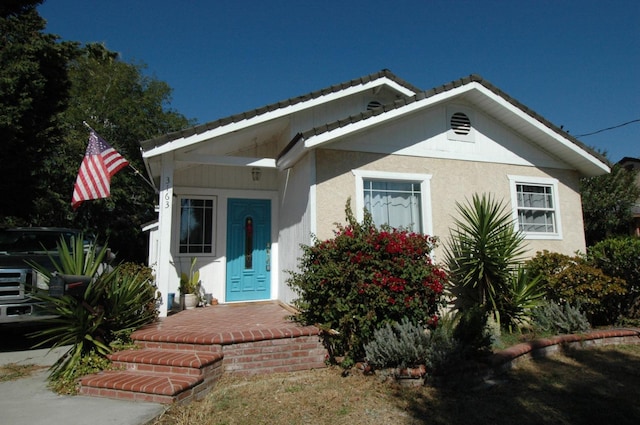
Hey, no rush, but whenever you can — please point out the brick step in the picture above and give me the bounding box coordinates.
[80,348,226,404]
[108,348,223,375]
[133,340,223,353]
[80,370,203,404]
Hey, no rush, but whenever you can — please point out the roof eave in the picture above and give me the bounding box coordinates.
[279,80,610,177]
[141,71,419,159]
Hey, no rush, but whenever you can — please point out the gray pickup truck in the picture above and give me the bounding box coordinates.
[0,227,91,324]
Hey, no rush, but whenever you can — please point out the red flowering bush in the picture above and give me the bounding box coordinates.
[287,202,447,365]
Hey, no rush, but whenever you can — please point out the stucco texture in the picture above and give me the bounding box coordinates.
[314,149,586,261]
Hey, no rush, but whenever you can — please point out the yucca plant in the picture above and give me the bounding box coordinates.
[30,236,158,381]
[444,193,527,317]
[498,267,546,331]
[27,232,111,279]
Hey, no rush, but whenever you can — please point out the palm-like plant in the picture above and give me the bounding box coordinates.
[28,232,111,278]
[30,235,158,380]
[498,266,546,330]
[444,193,527,317]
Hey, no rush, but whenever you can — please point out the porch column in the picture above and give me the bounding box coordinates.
[156,153,175,317]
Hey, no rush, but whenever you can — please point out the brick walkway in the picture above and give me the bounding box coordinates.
[132,301,317,346]
[79,301,327,404]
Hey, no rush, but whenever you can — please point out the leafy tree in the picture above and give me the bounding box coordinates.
[1,7,193,261]
[0,1,74,224]
[45,43,194,262]
[581,163,639,245]
[1,3,193,261]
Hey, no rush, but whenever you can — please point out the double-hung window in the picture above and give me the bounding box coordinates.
[508,176,562,239]
[179,197,216,254]
[353,170,432,234]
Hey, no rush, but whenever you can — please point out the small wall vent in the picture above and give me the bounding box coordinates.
[367,100,383,111]
[450,112,471,135]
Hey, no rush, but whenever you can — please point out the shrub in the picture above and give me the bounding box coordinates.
[496,267,546,331]
[588,237,640,319]
[48,350,113,395]
[32,247,159,382]
[452,305,493,358]
[364,317,432,369]
[444,193,544,333]
[364,315,463,376]
[525,250,627,325]
[444,194,526,314]
[532,301,591,335]
[288,202,447,365]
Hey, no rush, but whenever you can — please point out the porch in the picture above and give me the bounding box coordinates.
[79,302,327,404]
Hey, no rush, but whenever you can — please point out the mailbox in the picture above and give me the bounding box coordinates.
[49,273,92,297]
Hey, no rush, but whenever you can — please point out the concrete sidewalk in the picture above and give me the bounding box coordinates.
[0,346,165,425]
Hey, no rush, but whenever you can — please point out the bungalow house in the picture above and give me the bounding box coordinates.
[140,70,610,317]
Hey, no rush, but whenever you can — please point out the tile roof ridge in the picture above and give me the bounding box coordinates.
[281,74,608,166]
[140,69,418,151]
[468,74,609,165]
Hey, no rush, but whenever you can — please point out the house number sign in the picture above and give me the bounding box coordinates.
[163,176,172,209]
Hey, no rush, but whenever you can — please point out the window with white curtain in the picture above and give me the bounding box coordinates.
[363,180,422,232]
[178,197,216,254]
[508,176,562,239]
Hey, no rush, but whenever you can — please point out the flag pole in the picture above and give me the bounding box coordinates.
[82,121,158,194]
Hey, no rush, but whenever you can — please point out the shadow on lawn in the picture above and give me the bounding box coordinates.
[393,344,640,425]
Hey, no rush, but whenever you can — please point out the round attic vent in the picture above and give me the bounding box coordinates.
[367,100,383,111]
[450,112,471,135]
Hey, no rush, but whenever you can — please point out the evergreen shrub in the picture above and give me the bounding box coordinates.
[532,301,591,335]
[364,316,461,373]
[364,317,431,369]
[287,202,447,365]
[525,250,627,325]
[588,237,640,319]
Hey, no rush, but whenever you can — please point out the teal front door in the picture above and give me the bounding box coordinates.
[226,199,271,301]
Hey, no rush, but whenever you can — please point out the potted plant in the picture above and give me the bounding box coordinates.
[179,257,200,309]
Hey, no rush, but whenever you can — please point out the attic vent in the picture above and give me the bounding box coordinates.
[367,100,383,111]
[450,112,471,135]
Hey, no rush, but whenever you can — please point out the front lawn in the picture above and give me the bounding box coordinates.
[151,343,640,425]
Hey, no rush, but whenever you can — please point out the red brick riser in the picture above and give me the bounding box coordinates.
[427,328,640,388]
[79,307,327,405]
[490,328,640,372]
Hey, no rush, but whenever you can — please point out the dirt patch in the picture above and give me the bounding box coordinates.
[0,363,47,382]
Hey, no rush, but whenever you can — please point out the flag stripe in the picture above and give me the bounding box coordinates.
[72,130,129,209]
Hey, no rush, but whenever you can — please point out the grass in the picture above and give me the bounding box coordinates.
[0,363,45,382]
[151,343,640,425]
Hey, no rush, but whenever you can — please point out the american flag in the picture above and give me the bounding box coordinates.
[71,130,129,209]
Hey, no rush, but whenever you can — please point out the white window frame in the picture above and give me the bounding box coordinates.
[352,170,433,235]
[508,175,562,240]
[177,195,217,256]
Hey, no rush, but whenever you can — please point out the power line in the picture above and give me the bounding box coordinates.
[575,118,640,138]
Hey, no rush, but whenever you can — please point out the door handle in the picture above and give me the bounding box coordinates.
[266,243,271,271]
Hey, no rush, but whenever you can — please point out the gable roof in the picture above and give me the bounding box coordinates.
[140,69,419,155]
[279,74,610,177]
[140,70,610,178]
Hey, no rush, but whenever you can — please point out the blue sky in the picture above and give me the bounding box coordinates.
[39,0,639,162]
